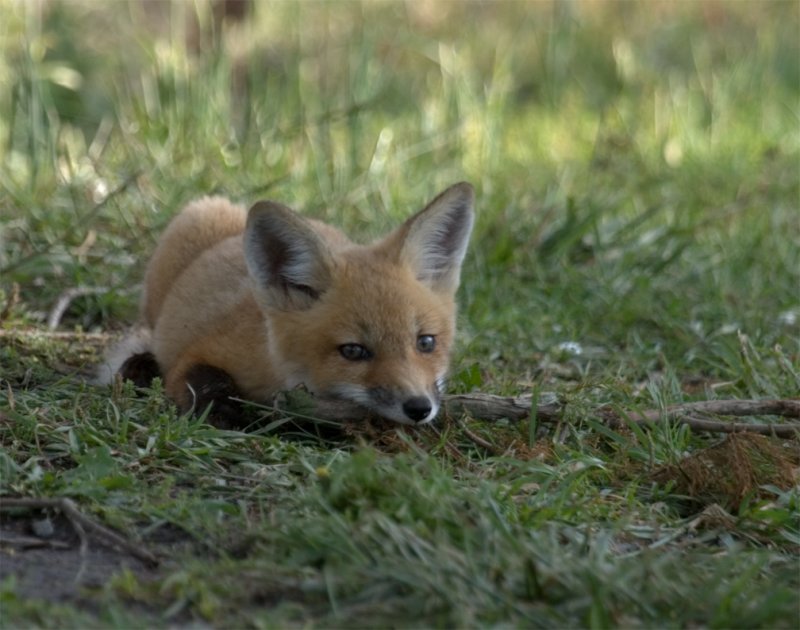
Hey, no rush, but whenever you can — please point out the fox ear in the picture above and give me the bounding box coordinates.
[244,201,334,310]
[395,182,475,294]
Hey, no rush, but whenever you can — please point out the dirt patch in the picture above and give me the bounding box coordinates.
[652,434,800,510]
[0,512,161,604]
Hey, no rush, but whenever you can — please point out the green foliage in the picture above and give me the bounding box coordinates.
[1,0,798,627]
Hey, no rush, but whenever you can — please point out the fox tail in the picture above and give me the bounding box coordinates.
[95,326,153,385]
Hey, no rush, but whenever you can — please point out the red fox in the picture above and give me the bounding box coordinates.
[100,183,475,428]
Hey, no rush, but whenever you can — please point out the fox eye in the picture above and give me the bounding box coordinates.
[417,335,436,353]
[339,343,372,361]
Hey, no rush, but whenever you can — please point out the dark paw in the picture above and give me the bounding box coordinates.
[119,352,161,388]
[184,364,249,429]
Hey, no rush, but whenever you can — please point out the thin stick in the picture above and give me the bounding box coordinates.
[0,533,72,550]
[269,393,799,438]
[603,399,800,438]
[627,399,800,421]
[457,419,502,456]
[71,515,89,584]
[47,287,109,330]
[0,329,115,341]
[0,282,20,322]
[0,497,159,566]
[445,393,563,423]
[605,412,800,438]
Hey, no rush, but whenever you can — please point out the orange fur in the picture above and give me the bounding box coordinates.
[107,183,475,425]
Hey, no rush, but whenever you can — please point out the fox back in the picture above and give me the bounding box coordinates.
[107,182,475,427]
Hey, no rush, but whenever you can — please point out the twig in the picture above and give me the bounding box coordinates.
[445,392,563,422]
[627,399,800,421]
[0,329,115,341]
[620,414,799,438]
[269,393,799,438]
[0,532,72,550]
[603,399,800,438]
[47,287,109,330]
[71,514,90,584]
[0,497,159,566]
[457,419,502,456]
[0,282,20,322]
[427,425,468,464]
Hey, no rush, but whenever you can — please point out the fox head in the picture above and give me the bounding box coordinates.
[243,182,475,425]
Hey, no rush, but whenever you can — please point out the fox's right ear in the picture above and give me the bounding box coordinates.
[244,201,334,310]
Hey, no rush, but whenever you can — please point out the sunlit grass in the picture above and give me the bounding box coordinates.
[1,0,799,626]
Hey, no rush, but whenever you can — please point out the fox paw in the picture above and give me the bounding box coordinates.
[184,364,248,430]
[119,352,161,388]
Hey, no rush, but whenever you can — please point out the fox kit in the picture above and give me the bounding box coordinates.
[101,182,475,428]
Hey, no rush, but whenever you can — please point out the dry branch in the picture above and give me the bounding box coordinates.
[0,532,72,550]
[270,392,800,438]
[47,287,109,330]
[0,329,115,341]
[0,497,159,566]
[456,418,503,456]
[625,399,800,422]
[602,399,800,438]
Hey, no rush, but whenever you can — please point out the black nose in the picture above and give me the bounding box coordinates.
[402,396,433,422]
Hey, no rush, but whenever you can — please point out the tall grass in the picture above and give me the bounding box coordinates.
[1,1,799,627]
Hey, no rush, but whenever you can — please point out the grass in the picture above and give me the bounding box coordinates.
[1,0,799,627]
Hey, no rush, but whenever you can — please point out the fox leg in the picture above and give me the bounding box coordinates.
[165,357,247,429]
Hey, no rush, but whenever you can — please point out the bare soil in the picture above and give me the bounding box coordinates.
[0,512,162,604]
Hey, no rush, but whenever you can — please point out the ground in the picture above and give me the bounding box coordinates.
[1,1,799,627]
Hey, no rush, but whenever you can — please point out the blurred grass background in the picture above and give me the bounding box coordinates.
[1,1,799,626]
[2,2,798,375]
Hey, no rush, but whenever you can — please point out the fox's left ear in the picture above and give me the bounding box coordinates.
[394,182,475,294]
